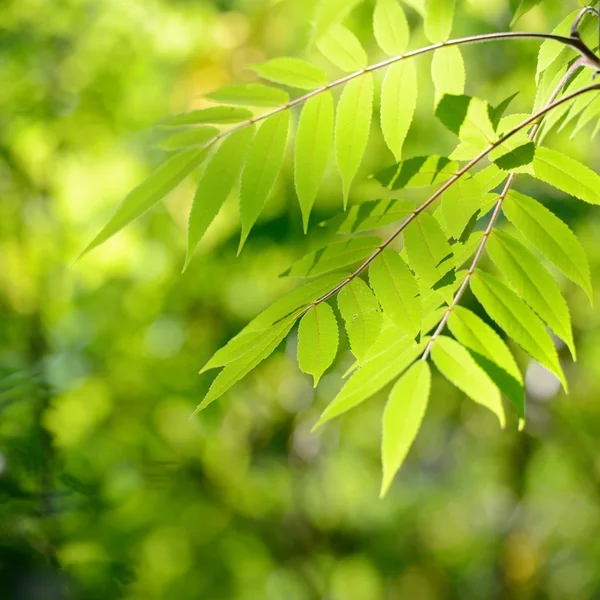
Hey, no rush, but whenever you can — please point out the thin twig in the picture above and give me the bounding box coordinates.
[420,61,584,361]
[299,81,600,318]
[192,32,598,155]
[571,5,600,38]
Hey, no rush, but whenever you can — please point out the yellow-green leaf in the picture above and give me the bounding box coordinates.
[373,0,410,56]
[317,25,367,72]
[250,57,328,90]
[431,46,465,104]
[373,155,458,190]
[162,106,253,126]
[323,198,415,234]
[424,0,455,42]
[206,84,289,107]
[157,126,219,151]
[313,0,364,38]
[381,361,430,497]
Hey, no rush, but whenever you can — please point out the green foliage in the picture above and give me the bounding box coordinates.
[77,0,600,496]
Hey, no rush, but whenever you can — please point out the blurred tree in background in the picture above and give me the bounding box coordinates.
[1,0,600,598]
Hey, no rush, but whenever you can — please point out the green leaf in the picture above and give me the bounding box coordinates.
[449,97,496,159]
[206,84,289,107]
[487,230,575,358]
[313,0,364,38]
[295,92,335,232]
[281,236,380,278]
[196,314,297,412]
[157,126,220,151]
[373,0,410,56]
[335,73,374,205]
[323,198,415,234]
[503,190,592,302]
[337,278,382,362]
[239,111,290,250]
[447,306,524,419]
[571,93,600,139]
[532,147,600,205]
[431,46,465,103]
[80,149,208,260]
[493,142,536,172]
[488,92,520,130]
[250,57,328,90]
[381,361,430,497]
[162,107,253,126]
[186,127,254,268]
[314,335,430,427]
[404,212,454,296]
[424,0,455,42]
[432,336,505,427]
[380,61,417,161]
[510,0,541,25]
[440,175,484,240]
[317,25,368,72]
[373,155,458,190]
[536,10,578,81]
[369,249,421,338]
[470,271,567,391]
[298,303,339,386]
[246,273,349,332]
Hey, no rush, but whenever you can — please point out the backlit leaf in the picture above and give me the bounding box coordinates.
[431,46,465,103]
[295,92,335,232]
[373,0,410,56]
[186,127,254,268]
[317,25,367,72]
[432,336,505,427]
[381,361,430,497]
[298,303,339,386]
[503,190,592,301]
[162,106,253,126]
[338,278,382,362]
[536,9,578,80]
[250,58,328,90]
[369,249,421,338]
[380,61,417,161]
[493,142,536,172]
[323,198,415,234]
[511,0,542,25]
[157,126,219,151]
[424,0,455,42]
[373,155,457,190]
[335,73,374,205]
[471,271,567,390]
[313,0,364,38]
[206,84,289,107]
[239,111,290,250]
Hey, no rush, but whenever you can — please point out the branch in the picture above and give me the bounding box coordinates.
[193,31,599,155]
[300,81,600,317]
[420,61,585,362]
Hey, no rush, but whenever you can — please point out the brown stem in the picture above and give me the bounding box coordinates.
[420,61,584,361]
[301,81,600,318]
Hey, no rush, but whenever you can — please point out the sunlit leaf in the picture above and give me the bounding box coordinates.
[185,127,254,268]
[381,361,430,497]
[536,10,578,81]
[317,24,368,72]
[239,111,290,250]
[298,303,339,386]
[250,57,328,90]
[431,46,465,103]
[503,190,592,302]
[373,155,458,190]
[162,107,253,126]
[369,249,421,338]
[338,278,382,362]
[373,0,410,56]
[335,73,374,205]
[295,92,335,232]
[157,126,219,151]
[206,84,289,107]
[313,0,364,38]
[323,198,415,234]
[510,0,542,25]
[494,142,536,172]
[471,271,567,391]
[424,0,455,42]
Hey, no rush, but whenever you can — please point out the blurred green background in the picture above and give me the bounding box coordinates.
[2,0,600,598]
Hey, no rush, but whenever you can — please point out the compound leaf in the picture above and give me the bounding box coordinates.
[250,57,328,90]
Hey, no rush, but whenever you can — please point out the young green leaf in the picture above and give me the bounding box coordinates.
[335,73,374,205]
[488,92,520,130]
[471,271,567,391]
[295,92,335,232]
[317,24,368,72]
[532,147,600,205]
[447,306,524,419]
[424,0,455,42]
[503,190,592,301]
[571,93,600,139]
[162,106,253,126]
[157,126,219,151]
[314,335,430,427]
[80,149,208,259]
[313,0,364,38]
[298,303,339,386]
[250,58,328,90]
[281,236,380,278]
[323,198,415,234]
[373,155,458,190]
[369,249,421,339]
[440,175,484,240]
[186,127,254,268]
[239,111,290,251]
[535,9,578,81]
[404,212,454,296]
[381,361,431,497]
[432,336,505,427]
[431,46,465,103]
[493,142,536,172]
[380,61,417,161]
[206,84,289,107]
[196,314,297,412]
[373,0,410,56]
[337,278,382,362]
[487,230,575,358]
[449,97,497,159]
